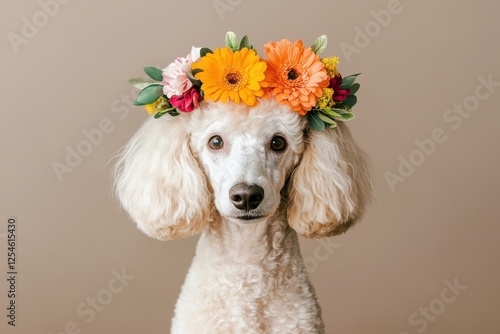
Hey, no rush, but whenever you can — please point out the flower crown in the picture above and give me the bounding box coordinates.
[129,32,360,131]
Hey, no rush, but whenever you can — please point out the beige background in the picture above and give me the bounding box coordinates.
[1,0,499,333]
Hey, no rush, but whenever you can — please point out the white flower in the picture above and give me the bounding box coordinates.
[162,47,201,98]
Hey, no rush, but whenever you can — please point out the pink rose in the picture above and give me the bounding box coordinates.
[162,47,201,98]
[169,88,202,113]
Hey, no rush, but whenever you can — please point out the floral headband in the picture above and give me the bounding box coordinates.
[129,32,360,131]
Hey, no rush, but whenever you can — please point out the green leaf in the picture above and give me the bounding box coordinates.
[128,78,157,90]
[186,71,202,86]
[320,108,342,118]
[188,77,201,86]
[308,111,326,131]
[311,35,328,55]
[225,31,240,51]
[200,47,213,57]
[144,67,163,81]
[326,122,338,129]
[239,35,252,50]
[133,84,163,106]
[188,69,204,86]
[340,112,356,121]
[191,68,203,77]
[322,108,357,121]
[153,107,178,118]
[331,108,350,114]
[349,83,360,95]
[168,109,180,116]
[154,111,166,119]
[340,73,361,89]
[317,112,338,125]
[343,95,357,108]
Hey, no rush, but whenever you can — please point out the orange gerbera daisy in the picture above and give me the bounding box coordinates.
[264,39,329,115]
[192,47,267,106]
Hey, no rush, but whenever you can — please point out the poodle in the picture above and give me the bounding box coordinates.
[114,98,373,333]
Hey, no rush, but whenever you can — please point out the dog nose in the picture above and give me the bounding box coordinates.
[229,184,264,211]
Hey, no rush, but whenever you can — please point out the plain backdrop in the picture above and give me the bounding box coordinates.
[1,0,499,333]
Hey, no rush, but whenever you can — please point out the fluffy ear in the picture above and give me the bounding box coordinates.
[287,122,374,238]
[114,115,212,240]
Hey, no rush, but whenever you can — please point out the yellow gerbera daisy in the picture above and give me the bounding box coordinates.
[191,47,267,106]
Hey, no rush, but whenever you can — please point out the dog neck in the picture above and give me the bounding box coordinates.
[197,210,299,268]
[176,210,322,333]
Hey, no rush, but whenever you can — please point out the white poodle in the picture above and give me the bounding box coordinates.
[115,98,373,333]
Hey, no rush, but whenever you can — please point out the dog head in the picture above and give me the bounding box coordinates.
[115,99,372,240]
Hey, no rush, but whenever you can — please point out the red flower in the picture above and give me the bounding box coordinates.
[329,75,351,102]
[169,88,202,112]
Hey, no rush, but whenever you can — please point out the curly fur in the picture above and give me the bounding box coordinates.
[114,98,373,333]
[287,123,373,238]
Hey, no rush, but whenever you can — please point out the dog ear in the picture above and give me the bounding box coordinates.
[287,122,373,238]
[114,115,212,240]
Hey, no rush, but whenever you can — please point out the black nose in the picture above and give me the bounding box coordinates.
[229,184,264,211]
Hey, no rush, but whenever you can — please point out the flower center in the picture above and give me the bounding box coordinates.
[226,72,241,85]
[222,68,247,91]
[287,68,299,80]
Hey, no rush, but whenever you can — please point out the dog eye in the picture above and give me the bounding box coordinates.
[270,136,287,152]
[208,135,224,150]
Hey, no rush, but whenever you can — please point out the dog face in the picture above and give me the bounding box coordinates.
[187,99,305,225]
[115,98,372,240]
